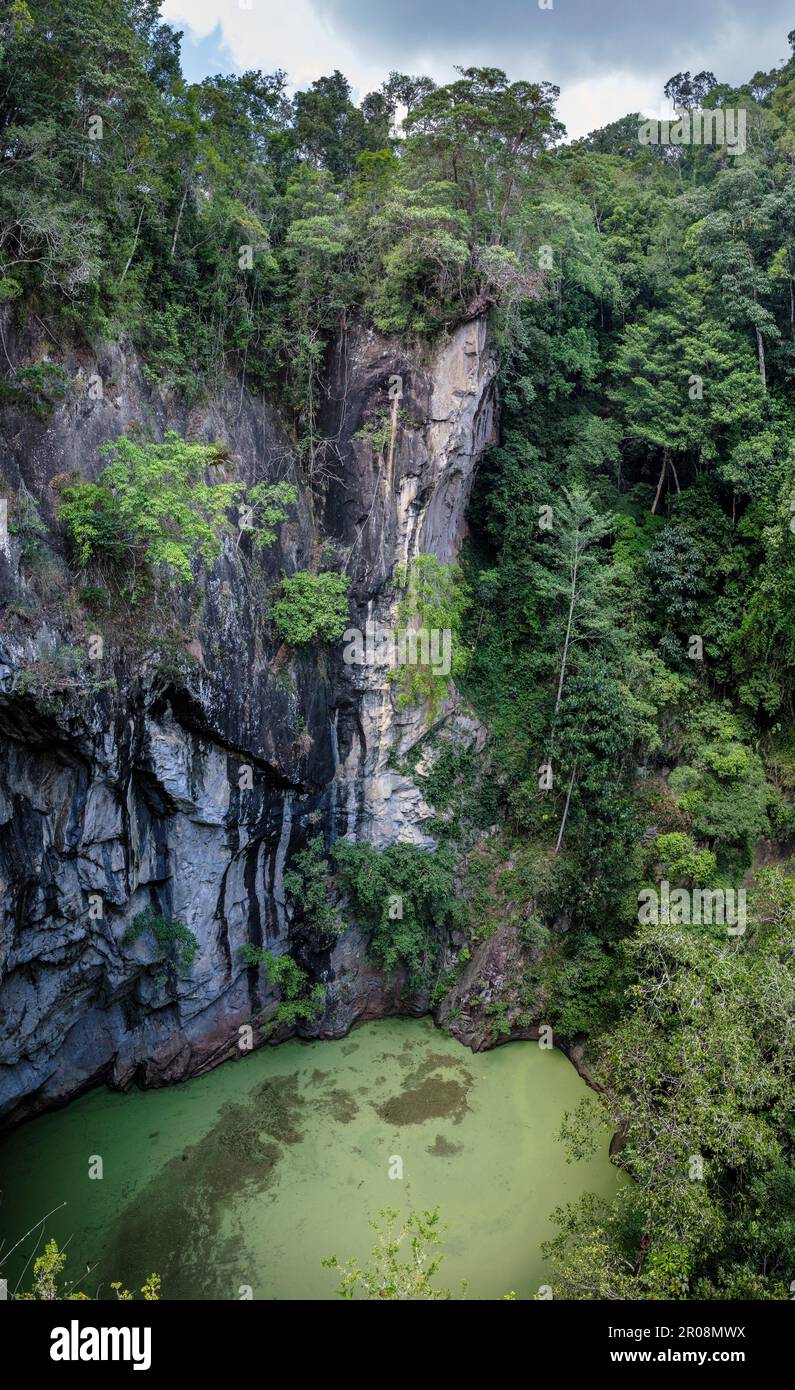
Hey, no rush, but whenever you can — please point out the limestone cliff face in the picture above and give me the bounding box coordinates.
[321,316,496,849]
[0,313,497,1126]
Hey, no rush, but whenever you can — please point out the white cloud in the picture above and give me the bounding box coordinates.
[557,72,669,140]
[160,0,390,96]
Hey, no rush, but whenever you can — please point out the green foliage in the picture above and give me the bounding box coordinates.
[235,836,343,1028]
[353,406,410,452]
[0,10,558,437]
[0,362,68,418]
[322,1207,453,1300]
[454,34,795,1136]
[333,840,459,982]
[542,930,629,1038]
[237,944,325,1026]
[122,907,198,975]
[247,481,298,548]
[370,182,472,334]
[735,444,795,710]
[283,834,346,937]
[548,868,795,1300]
[409,736,499,843]
[13,1239,159,1301]
[2,485,47,559]
[272,570,349,645]
[664,706,771,874]
[390,554,470,715]
[56,432,294,592]
[652,830,718,887]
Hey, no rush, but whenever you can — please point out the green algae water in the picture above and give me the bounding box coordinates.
[0,1018,621,1300]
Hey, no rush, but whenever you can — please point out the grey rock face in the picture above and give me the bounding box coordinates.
[0,313,497,1125]
[321,317,497,849]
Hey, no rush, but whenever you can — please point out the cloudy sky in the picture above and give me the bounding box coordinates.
[162,0,795,139]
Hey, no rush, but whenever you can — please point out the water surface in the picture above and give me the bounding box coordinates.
[0,1018,621,1299]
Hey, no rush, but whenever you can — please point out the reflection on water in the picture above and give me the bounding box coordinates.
[0,1018,621,1300]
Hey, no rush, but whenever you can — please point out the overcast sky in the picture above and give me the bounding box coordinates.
[162,0,795,139]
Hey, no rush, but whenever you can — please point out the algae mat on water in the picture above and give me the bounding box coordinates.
[0,1018,621,1299]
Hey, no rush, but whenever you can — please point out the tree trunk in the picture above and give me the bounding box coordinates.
[119,204,145,285]
[554,762,578,855]
[170,185,188,259]
[554,531,580,718]
[498,175,515,231]
[757,328,766,390]
[651,454,668,514]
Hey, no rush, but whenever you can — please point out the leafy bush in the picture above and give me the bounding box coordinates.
[333,840,459,981]
[13,1239,160,1302]
[283,834,346,937]
[412,737,499,842]
[122,907,198,976]
[322,1207,452,1299]
[0,361,69,418]
[57,432,295,588]
[652,831,718,887]
[238,944,325,1026]
[247,480,299,548]
[548,871,795,1300]
[272,570,349,644]
[667,722,770,876]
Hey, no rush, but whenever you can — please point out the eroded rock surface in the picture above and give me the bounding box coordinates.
[0,315,498,1124]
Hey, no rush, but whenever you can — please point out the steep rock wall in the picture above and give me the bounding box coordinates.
[0,314,497,1126]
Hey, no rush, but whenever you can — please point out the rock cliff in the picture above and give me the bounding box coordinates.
[0,313,497,1125]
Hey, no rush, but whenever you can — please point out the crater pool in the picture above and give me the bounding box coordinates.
[0,1017,621,1300]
